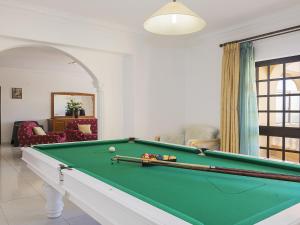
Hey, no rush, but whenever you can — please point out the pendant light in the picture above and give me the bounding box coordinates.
[144,0,206,35]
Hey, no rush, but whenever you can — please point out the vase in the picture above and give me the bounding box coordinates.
[65,110,72,116]
[74,109,79,118]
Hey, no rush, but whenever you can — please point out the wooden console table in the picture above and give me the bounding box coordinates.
[48,117,94,132]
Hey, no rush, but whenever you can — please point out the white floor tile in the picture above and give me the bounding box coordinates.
[0,207,9,225]
[62,199,85,220]
[15,219,69,225]
[0,144,101,225]
[68,214,100,225]
[25,176,45,195]
[1,195,66,225]
[15,164,41,180]
[0,166,39,203]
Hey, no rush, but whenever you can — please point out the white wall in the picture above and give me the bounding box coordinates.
[0,2,138,54]
[0,67,96,143]
[0,1,188,141]
[185,37,222,127]
[255,31,300,61]
[129,44,187,138]
[184,5,300,129]
[146,47,186,136]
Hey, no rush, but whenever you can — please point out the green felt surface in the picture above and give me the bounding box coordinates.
[34,139,300,225]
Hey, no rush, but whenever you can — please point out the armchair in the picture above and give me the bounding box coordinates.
[155,124,220,150]
[18,121,66,147]
[65,119,98,142]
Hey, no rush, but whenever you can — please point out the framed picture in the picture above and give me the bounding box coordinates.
[12,88,22,99]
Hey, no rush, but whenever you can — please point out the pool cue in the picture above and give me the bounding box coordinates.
[111,155,300,183]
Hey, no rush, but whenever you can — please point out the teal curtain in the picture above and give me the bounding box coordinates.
[239,42,259,156]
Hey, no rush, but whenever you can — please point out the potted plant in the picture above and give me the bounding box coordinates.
[65,99,82,118]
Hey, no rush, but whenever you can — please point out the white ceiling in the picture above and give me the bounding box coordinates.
[0,47,87,73]
[6,0,300,34]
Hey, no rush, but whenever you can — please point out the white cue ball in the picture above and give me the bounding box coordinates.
[109,146,116,152]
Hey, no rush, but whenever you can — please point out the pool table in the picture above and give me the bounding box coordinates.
[22,138,300,225]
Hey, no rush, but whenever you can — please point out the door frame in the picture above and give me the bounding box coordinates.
[0,86,1,144]
[256,55,300,162]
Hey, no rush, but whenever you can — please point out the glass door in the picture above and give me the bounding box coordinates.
[256,55,300,163]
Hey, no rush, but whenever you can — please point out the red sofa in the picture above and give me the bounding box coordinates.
[18,121,66,147]
[65,119,98,142]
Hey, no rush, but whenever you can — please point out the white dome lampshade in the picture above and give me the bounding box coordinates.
[144,0,206,35]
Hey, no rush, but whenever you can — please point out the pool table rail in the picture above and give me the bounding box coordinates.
[22,146,194,225]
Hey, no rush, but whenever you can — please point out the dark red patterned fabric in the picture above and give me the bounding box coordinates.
[65,119,98,142]
[18,121,66,147]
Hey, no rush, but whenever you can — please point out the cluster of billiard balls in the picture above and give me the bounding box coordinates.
[142,153,163,160]
[142,153,177,162]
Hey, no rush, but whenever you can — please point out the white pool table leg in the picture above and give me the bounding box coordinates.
[43,182,64,218]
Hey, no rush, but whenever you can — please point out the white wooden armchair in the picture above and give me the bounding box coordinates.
[155,124,220,150]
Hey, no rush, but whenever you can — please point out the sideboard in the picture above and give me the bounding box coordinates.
[48,117,94,132]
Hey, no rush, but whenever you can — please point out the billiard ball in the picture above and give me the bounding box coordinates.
[156,154,163,160]
[109,146,116,152]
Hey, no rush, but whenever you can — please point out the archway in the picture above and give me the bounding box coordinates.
[0,45,103,143]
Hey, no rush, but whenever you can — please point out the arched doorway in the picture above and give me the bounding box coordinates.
[0,45,102,144]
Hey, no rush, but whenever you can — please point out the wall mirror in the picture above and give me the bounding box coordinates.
[51,92,95,118]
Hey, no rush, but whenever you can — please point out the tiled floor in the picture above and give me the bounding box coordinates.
[0,144,101,225]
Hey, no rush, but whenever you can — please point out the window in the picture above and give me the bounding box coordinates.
[256,55,300,163]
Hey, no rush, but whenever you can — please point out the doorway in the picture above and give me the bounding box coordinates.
[256,55,300,163]
[0,46,100,145]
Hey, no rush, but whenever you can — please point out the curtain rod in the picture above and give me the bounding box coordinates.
[219,25,300,47]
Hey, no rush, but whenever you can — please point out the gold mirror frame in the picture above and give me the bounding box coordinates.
[51,92,95,118]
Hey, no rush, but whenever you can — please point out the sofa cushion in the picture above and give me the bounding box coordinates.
[184,125,218,144]
[159,133,185,145]
[78,124,92,134]
[187,139,220,150]
[32,126,46,135]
